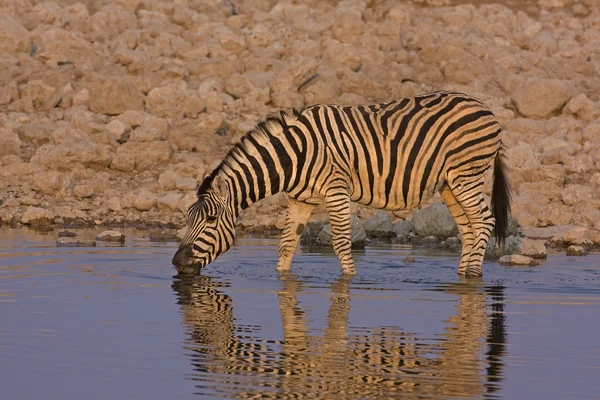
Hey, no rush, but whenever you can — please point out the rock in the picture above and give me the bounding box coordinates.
[31,141,111,171]
[21,207,55,226]
[105,120,132,143]
[420,235,440,247]
[392,220,412,237]
[107,197,123,212]
[301,220,329,246]
[32,27,92,66]
[0,14,30,53]
[31,171,70,196]
[88,77,144,115]
[96,230,125,243]
[485,235,523,258]
[442,236,461,250]
[314,215,367,249]
[412,202,458,239]
[512,78,571,119]
[563,93,598,122]
[499,254,539,266]
[175,178,197,191]
[134,190,157,211]
[363,211,393,238]
[566,245,586,256]
[0,127,21,157]
[58,230,77,237]
[110,152,135,172]
[72,184,94,198]
[403,257,416,263]
[148,230,178,242]
[19,196,39,206]
[146,82,204,120]
[518,238,547,258]
[56,237,97,247]
[129,116,169,142]
[157,192,183,211]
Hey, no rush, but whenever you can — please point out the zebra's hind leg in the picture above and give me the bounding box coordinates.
[276,198,316,272]
[446,177,495,277]
[325,186,356,275]
[440,185,474,275]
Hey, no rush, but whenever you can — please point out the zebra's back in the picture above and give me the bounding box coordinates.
[293,91,502,210]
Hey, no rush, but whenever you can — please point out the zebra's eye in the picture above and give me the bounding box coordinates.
[206,215,218,223]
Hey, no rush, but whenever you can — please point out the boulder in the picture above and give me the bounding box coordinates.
[32,27,92,65]
[96,230,125,243]
[392,220,412,237]
[157,192,183,211]
[363,211,393,238]
[315,215,367,249]
[0,127,21,157]
[31,171,70,196]
[0,14,30,53]
[88,77,144,115]
[56,237,97,247]
[146,82,205,120]
[512,78,571,119]
[134,190,157,211]
[412,202,458,239]
[21,207,55,226]
[148,230,179,242]
[499,254,539,266]
[31,141,111,171]
[566,245,586,256]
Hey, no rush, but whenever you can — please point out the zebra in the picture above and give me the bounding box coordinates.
[172,91,511,277]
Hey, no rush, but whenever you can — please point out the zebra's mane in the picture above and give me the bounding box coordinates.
[196,110,300,198]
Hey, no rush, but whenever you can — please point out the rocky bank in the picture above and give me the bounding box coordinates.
[1,0,600,252]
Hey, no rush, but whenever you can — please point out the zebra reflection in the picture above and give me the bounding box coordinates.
[172,276,506,399]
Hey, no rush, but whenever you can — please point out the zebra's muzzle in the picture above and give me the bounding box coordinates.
[172,244,203,274]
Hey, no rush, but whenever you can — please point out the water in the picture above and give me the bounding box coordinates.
[1,228,599,400]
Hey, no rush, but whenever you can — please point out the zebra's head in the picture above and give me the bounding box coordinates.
[172,175,235,274]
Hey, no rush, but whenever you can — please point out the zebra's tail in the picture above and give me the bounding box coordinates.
[491,149,512,247]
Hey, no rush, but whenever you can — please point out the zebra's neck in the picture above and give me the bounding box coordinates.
[207,114,296,217]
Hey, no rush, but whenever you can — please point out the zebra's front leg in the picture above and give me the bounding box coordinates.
[276,198,316,272]
[325,188,356,275]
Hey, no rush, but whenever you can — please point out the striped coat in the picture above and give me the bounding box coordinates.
[173,91,511,277]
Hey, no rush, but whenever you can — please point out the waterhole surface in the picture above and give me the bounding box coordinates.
[1,228,599,399]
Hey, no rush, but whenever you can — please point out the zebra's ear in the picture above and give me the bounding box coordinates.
[213,174,229,200]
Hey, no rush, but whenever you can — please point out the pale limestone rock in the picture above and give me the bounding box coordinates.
[0,14,30,53]
[32,27,92,65]
[563,93,599,122]
[56,237,96,247]
[566,245,586,256]
[72,89,89,107]
[88,77,144,115]
[198,113,227,135]
[21,207,55,225]
[110,152,135,172]
[73,184,94,198]
[31,171,70,196]
[561,184,592,206]
[130,117,169,142]
[115,141,171,171]
[11,80,59,113]
[332,5,364,43]
[178,192,197,213]
[157,192,183,211]
[31,2,71,27]
[96,230,125,243]
[19,196,39,206]
[0,127,21,157]
[522,165,565,187]
[31,141,111,171]
[107,196,123,212]
[219,30,246,54]
[134,190,157,211]
[507,142,540,170]
[105,120,132,143]
[0,162,42,177]
[518,238,547,258]
[175,178,197,191]
[513,78,571,119]
[499,254,539,266]
[158,170,179,190]
[271,91,304,109]
[146,83,205,120]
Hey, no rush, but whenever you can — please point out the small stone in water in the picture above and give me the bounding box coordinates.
[566,245,586,256]
[96,230,125,243]
[58,230,76,237]
[403,257,416,263]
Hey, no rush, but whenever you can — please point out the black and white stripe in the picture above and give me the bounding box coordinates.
[173,91,511,277]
